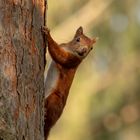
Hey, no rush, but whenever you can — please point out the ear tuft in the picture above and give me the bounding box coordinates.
[74,26,83,37]
[92,37,99,44]
[77,26,83,34]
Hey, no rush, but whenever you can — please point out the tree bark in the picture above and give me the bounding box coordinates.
[0,0,46,139]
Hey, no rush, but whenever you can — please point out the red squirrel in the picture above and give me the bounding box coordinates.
[42,26,97,140]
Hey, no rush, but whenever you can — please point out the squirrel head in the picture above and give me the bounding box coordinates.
[67,26,98,59]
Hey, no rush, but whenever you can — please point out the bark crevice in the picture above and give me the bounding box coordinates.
[0,0,45,139]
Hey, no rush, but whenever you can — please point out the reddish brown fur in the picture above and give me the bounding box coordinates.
[42,26,97,140]
[44,64,77,139]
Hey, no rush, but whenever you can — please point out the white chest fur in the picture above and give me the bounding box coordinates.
[44,61,59,98]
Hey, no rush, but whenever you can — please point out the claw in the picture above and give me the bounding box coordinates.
[41,26,50,34]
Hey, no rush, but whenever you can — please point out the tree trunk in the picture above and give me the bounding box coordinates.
[0,0,46,139]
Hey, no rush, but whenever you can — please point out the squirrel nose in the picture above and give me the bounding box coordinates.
[78,48,88,56]
[81,48,87,53]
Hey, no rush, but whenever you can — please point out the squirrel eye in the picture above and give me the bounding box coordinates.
[76,37,80,42]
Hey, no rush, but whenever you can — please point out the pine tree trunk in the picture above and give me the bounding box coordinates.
[0,0,46,139]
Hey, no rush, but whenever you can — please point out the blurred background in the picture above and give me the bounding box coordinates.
[46,0,140,140]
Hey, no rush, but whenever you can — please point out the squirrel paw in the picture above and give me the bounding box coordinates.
[41,26,50,35]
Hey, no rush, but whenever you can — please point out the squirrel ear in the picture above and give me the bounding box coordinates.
[92,37,99,44]
[74,26,83,37]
